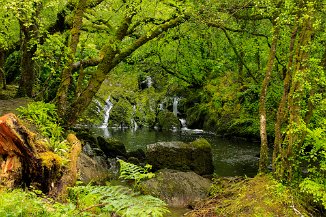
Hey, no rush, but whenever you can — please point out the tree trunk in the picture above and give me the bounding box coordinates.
[56,0,88,117]
[273,25,298,177]
[63,16,188,125]
[16,28,37,97]
[0,51,6,90]
[273,8,314,181]
[258,24,280,173]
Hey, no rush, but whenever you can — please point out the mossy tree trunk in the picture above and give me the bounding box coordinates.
[55,0,88,118]
[16,1,43,98]
[16,24,38,97]
[258,22,280,173]
[273,3,314,181]
[62,13,188,125]
[273,24,298,177]
[0,50,6,90]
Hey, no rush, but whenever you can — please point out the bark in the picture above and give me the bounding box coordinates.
[273,25,298,176]
[0,113,62,192]
[56,0,88,117]
[49,134,82,201]
[0,51,6,90]
[284,15,313,181]
[65,15,188,125]
[16,24,37,97]
[258,24,280,173]
[273,9,314,181]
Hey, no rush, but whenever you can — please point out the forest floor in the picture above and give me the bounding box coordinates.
[186,175,314,217]
[0,85,33,116]
[0,85,318,217]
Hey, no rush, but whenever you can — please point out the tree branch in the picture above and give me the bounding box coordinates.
[112,15,189,67]
[221,27,258,84]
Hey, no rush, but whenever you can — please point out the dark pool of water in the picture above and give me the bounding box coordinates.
[92,127,261,177]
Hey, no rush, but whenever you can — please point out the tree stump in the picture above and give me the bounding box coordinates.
[0,113,62,192]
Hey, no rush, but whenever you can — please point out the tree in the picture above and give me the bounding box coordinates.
[52,0,191,125]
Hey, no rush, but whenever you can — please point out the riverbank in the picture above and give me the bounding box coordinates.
[185,175,315,217]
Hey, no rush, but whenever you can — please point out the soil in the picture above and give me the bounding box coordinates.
[0,85,33,116]
[0,98,33,116]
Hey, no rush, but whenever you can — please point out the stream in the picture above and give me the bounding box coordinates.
[92,127,261,177]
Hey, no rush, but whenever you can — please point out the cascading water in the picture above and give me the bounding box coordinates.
[159,103,164,111]
[101,96,113,128]
[173,97,179,117]
[130,105,138,130]
[179,118,188,130]
[146,76,153,88]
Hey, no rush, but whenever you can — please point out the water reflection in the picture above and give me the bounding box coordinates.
[91,128,261,177]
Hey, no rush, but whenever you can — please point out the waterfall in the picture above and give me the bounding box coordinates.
[146,76,153,88]
[94,99,102,113]
[131,105,138,130]
[179,118,188,130]
[173,97,179,117]
[101,96,113,128]
[159,103,164,111]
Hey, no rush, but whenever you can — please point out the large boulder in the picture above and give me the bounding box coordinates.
[140,169,211,207]
[146,138,214,175]
[77,153,111,185]
[97,136,127,158]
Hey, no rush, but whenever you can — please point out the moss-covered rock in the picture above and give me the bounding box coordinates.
[186,175,314,217]
[157,111,180,130]
[77,153,111,185]
[140,169,211,207]
[97,136,127,158]
[146,138,214,175]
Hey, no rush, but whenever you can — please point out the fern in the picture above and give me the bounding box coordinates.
[16,102,69,157]
[118,159,155,185]
[69,185,170,217]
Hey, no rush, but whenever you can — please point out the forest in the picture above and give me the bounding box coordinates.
[0,0,326,216]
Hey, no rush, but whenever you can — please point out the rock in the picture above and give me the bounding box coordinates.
[76,132,104,156]
[146,138,214,175]
[157,111,180,130]
[140,169,211,207]
[97,136,127,158]
[127,148,146,164]
[77,153,111,185]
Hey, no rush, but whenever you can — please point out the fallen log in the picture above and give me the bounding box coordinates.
[49,134,82,201]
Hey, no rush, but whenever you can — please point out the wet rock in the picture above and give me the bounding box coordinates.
[146,138,214,175]
[140,169,211,207]
[97,136,127,158]
[127,148,146,164]
[157,111,180,130]
[76,132,104,156]
[77,152,111,185]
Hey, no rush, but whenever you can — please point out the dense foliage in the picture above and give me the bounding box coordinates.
[1,0,326,214]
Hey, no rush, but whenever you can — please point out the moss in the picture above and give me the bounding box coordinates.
[39,151,63,169]
[157,111,180,130]
[186,175,312,217]
[190,138,211,149]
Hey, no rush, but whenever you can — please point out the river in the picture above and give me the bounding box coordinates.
[92,127,261,177]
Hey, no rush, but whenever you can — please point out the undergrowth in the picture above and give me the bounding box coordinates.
[186,175,313,217]
[0,185,169,217]
[16,102,69,157]
[118,159,155,186]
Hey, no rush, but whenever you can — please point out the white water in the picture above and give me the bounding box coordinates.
[179,118,188,130]
[173,97,179,117]
[100,96,113,128]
